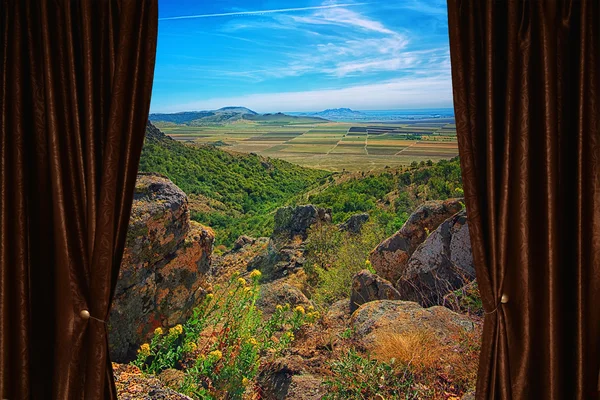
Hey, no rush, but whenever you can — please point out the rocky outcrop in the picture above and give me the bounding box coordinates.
[369,199,463,283]
[273,205,332,241]
[396,210,475,306]
[351,300,475,350]
[113,363,191,400]
[339,213,369,234]
[109,173,214,362]
[350,270,401,312]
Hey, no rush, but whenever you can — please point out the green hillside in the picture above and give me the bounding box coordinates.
[139,123,330,246]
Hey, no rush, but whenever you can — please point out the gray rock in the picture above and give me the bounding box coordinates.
[350,270,401,312]
[396,210,475,307]
[369,199,463,283]
[273,205,332,241]
[339,213,369,234]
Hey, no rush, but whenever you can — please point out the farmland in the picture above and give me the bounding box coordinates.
[152,119,458,172]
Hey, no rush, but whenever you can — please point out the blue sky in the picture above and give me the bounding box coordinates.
[151,1,452,113]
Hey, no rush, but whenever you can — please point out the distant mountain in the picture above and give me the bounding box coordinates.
[149,107,328,126]
[306,108,367,120]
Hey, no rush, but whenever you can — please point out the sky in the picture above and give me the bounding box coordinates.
[151,0,453,113]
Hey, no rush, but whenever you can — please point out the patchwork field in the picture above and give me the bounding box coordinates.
[154,120,458,172]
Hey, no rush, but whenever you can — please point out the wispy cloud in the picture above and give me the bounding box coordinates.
[159,3,369,21]
[151,75,453,113]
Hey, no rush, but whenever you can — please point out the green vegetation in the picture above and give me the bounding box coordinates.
[323,349,417,399]
[304,222,385,306]
[134,271,319,399]
[139,127,329,246]
[306,157,463,236]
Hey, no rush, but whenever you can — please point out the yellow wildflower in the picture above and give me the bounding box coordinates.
[169,324,183,336]
[209,349,223,360]
[244,286,252,292]
[138,343,150,356]
[154,327,163,336]
[228,290,234,296]
[276,304,283,311]
[206,293,214,300]
[237,277,247,286]
[284,303,291,311]
[242,377,250,386]
[307,305,315,312]
[185,342,197,352]
[247,337,258,346]
[249,269,262,279]
[283,331,294,341]
[365,259,372,266]
[197,354,206,362]
[294,305,305,315]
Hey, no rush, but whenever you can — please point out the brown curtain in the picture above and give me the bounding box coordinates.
[447,0,599,399]
[0,1,158,398]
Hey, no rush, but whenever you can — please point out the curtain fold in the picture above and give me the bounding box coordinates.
[0,1,158,398]
[447,0,600,399]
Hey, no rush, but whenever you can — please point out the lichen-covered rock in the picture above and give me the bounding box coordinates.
[369,199,463,283]
[339,213,369,234]
[257,280,312,317]
[351,300,475,350]
[273,205,332,241]
[350,270,401,312]
[396,210,475,306]
[326,299,352,322]
[113,363,191,400]
[109,174,214,362]
[258,357,325,400]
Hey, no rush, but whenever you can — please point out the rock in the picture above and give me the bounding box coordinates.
[369,199,463,283]
[326,299,352,322]
[397,210,475,307]
[350,270,401,313]
[158,369,186,389]
[232,235,256,251]
[113,363,191,400]
[258,357,325,400]
[351,300,475,350]
[109,174,215,362]
[273,205,332,241]
[257,281,312,317]
[339,213,369,234]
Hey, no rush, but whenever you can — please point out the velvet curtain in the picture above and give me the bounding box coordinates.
[0,1,158,398]
[447,0,599,399]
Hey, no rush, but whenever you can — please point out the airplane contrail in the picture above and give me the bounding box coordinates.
[159,3,369,21]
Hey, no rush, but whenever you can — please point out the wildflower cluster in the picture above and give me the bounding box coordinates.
[134,269,315,399]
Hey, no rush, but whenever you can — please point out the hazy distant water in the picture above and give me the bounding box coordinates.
[289,108,455,123]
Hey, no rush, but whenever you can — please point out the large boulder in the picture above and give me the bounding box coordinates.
[369,199,463,283]
[339,213,369,234]
[351,300,475,350]
[396,210,475,306]
[109,174,214,362]
[272,205,332,241]
[350,270,401,313]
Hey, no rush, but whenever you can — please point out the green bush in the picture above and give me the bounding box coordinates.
[323,349,418,400]
[304,221,386,306]
[134,271,319,399]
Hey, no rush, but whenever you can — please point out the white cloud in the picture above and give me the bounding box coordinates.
[151,75,453,113]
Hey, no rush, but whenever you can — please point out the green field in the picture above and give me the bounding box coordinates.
[153,120,458,172]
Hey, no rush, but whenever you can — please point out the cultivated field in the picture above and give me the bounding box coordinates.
[153,120,458,172]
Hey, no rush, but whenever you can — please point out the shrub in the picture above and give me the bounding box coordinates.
[133,271,319,399]
[304,221,386,306]
[323,349,419,399]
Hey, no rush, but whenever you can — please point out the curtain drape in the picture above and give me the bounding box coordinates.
[447,0,599,399]
[0,1,158,398]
